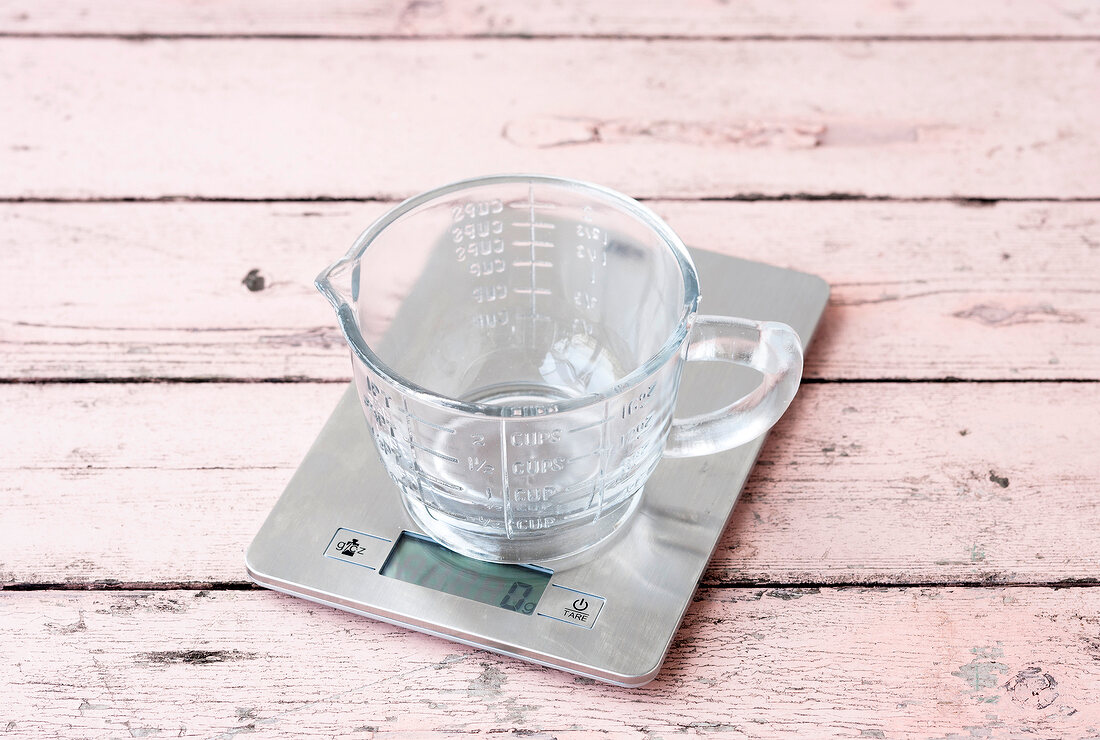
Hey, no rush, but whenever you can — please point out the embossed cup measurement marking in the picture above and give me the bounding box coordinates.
[362,338,670,540]
[410,441,459,464]
[400,380,655,479]
[503,191,560,324]
[499,418,513,537]
[456,194,567,329]
[407,415,456,434]
[400,396,438,512]
[453,198,509,329]
[527,184,538,319]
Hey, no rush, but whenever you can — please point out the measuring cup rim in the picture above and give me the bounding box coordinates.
[316,173,701,418]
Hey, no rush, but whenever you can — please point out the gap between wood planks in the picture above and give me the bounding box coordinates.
[2,195,1099,204]
[5,579,1100,592]
[1,377,1097,385]
[3,33,1100,41]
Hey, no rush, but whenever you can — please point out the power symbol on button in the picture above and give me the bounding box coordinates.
[538,586,603,628]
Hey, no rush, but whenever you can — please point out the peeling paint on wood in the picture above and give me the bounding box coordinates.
[953,303,1085,327]
[2,0,1098,37]
[1,42,1098,199]
[1,382,1097,587]
[502,117,826,150]
[139,649,259,665]
[1,589,1099,736]
[1,201,1097,381]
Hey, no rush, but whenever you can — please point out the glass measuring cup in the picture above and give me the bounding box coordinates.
[317,175,803,563]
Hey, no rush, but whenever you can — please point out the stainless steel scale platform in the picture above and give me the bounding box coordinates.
[246,248,828,686]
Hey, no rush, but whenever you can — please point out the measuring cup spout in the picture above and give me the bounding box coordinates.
[316,255,357,309]
[315,255,365,356]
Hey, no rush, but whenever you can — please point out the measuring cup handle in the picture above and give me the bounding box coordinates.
[664,316,803,458]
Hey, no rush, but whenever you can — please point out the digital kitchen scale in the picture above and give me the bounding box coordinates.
[246,248,828,686]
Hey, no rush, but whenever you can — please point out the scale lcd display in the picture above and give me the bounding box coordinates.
[380,532,551,615]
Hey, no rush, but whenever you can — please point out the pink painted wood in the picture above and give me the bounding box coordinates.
[3,2,1099,734]
[2,382,1097,587]
[1,589,1098,736]
[2,0,1099,37]
[1,41,1098,200]
[2,202,1097,381]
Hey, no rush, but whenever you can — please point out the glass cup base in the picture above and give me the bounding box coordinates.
[402,485,645,564]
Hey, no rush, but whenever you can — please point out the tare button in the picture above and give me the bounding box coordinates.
[537,584,605,629]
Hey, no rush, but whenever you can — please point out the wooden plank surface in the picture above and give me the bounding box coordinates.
[4,201,1098,382]
[2,587,1098,737]
[5,3,1100,733]
[3,0,1099,38]
[4,381,1097,587]
[2,40,1099,200]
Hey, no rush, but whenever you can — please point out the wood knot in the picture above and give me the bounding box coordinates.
[1004,667,1059,709]
[242,268,266,292]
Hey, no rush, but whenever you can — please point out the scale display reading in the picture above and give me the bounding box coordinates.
[380,533,551,615]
